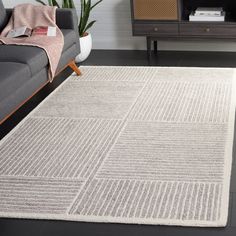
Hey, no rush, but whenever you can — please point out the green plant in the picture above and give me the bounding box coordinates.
[79,0,102,37]
[36,0,103,37]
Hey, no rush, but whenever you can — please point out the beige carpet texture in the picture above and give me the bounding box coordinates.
[0,66,235,227]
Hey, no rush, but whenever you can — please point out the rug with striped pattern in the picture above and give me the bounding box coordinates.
[0,66,235,227]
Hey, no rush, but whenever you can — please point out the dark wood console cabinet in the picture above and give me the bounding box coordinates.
[130,0,236,58]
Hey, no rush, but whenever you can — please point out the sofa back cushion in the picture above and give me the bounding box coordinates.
[0,0,7,32]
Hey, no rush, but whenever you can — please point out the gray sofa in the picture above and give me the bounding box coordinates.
[0,0,81,124]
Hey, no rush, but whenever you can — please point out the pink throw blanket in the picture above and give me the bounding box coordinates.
[0,4,64,82]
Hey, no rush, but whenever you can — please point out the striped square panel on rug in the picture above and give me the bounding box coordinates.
[0,66,235,227]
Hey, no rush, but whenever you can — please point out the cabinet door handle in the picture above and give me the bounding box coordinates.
[154,27,159,32]
[205,28,210,32]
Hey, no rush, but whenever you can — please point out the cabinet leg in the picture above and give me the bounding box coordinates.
[154,41,158,54]
[146,37,152,61]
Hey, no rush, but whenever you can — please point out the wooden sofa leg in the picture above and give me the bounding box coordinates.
[68,60,82,76]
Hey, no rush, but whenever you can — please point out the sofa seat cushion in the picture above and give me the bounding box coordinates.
[0,62,31,101]
[0,29,75,78]
[0,45,48,76]
[61,29,77,52]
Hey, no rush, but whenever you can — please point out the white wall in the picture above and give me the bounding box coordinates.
[3,0,236,51]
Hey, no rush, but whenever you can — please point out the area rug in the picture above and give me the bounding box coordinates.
[0,66,235,227]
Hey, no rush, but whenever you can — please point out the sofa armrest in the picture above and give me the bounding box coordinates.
[5,9,12,24]
[56,8,80,55]
[56,9,78,30]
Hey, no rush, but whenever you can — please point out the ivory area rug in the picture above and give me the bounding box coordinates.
[0,66,236,227]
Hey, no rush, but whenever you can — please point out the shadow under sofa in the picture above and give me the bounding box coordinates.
[0,2,81,124]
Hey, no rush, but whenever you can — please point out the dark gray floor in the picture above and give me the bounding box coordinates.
[0,50,236,236]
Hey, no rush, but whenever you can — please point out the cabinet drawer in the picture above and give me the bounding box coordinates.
[133,23,178,36]
[179,23,236,37]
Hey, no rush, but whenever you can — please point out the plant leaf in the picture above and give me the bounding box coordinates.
[84,20,96,33]
[78,0,103,36]
[79,0,85,36]
[61,0,75,9]
[35,0,46,5]
[51,0,60,7]
[68,0,75,8]
[80,0,91,35]
[91,0,103,11]
[62,0,66,8]
[62,0,69,8]
[48,0,53,6]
